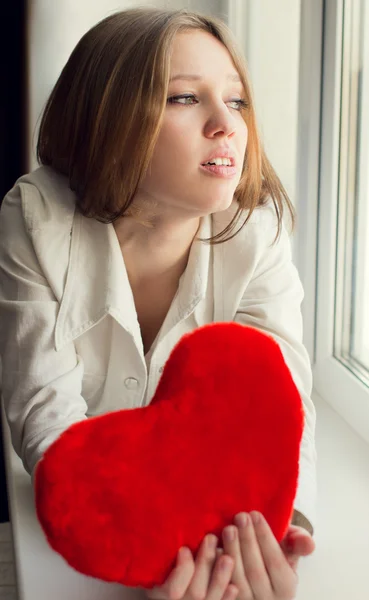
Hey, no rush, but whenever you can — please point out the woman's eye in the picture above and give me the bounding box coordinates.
[228,99,248,111]
[167,95,198,105]
[166,95,249,111]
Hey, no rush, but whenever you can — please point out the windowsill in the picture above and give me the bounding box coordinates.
[2,391,369,600]
[296,391,369,599]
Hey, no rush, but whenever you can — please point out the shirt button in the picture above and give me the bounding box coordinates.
[124,377,139,390]
[159,366,164,373]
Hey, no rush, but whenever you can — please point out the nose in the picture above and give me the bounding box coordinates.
[203,104,237,139]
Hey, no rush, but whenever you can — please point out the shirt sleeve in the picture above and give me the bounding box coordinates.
[0,185,88,476]
[234,207,317,536]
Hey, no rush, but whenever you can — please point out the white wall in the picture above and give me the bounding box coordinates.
[27,0,127,169]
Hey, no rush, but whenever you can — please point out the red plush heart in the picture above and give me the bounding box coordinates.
[35,323,304,588]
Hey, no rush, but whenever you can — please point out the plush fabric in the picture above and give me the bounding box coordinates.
[35,322,304,588]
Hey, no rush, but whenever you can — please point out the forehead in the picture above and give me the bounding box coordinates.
[169,30,241,83]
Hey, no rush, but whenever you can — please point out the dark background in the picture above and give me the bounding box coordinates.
[0,0,27,521]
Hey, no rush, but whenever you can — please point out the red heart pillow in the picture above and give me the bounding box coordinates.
[35,323,304,589]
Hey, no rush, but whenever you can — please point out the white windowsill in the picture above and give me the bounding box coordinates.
[2,390,369,600]
[296,391,369,599]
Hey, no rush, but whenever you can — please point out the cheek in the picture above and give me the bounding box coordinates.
[239,121,248,153]
[150,122,195,171]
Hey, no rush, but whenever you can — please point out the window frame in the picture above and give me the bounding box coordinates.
[295,0,324,361]
[350,0,369,372]
[312,0,369,443]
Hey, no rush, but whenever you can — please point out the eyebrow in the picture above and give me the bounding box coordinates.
[169,73,242,83]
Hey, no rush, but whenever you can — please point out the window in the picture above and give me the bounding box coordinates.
[312,0,369,442]
[334,0,369,381]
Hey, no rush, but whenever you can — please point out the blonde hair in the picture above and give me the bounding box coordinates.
[37,7,295,243]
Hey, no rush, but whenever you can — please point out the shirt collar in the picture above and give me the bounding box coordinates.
[54,212,212,352]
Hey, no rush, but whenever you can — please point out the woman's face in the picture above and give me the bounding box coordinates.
[136,29,248,219]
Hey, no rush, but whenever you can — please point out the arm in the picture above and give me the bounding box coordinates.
[0,185,88,476]
[234,208,317,537]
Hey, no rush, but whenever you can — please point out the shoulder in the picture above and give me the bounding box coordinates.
[0,167,78,301]
[212,199,284,251]
[2,165,77,233]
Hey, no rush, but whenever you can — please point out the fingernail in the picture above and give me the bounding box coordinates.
[179,547,191,560]
[251,511,260,524]
[235,513,249,528]
[207,534,218,550]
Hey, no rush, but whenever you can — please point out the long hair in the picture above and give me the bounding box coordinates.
[37,7,295,243]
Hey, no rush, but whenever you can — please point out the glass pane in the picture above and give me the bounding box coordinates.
[334,0,369,382]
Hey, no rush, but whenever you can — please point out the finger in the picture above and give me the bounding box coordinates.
[222,525,253,598]
[164,547,196,600]
[281,530,315,572]
[206,555,235,600]
[187,534,218,599]
[280,528,315,557]
[287,530,316,557]
[284,548,302,575]
[285,523,308,536]
[282,524,315,550]
[234,512,273,599]
[249,512,297,597]
[209,547,224,578]
[220,583,239,600]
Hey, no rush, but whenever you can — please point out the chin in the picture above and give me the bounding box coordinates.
[200,193,235,215]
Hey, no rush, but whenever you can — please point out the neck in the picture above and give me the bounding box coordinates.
[113,213,201,283]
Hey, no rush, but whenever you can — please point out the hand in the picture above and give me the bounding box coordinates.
[143,534,238,600]
[221,512,316,600]
[279,523,316,573]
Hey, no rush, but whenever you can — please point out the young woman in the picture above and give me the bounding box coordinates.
[0,8,316,600]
